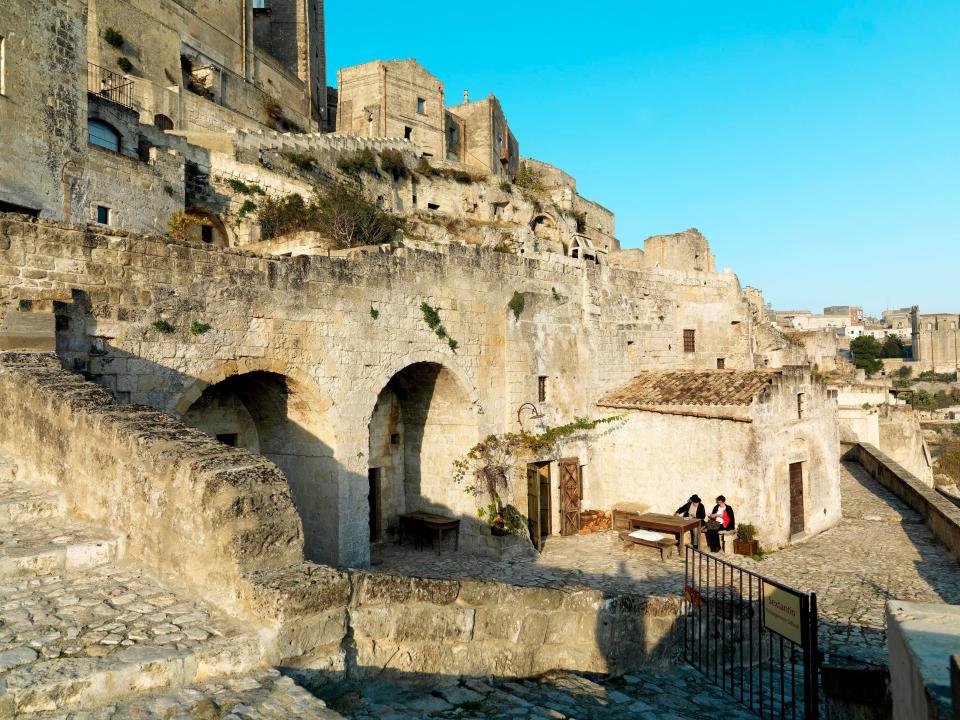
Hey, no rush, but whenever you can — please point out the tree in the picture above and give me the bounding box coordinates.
[850,335,883,376]
[881,335,904,359]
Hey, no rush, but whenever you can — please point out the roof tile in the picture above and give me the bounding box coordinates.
[597,369,780,409]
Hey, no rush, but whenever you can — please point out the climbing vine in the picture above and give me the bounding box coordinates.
[420,302,459,352]
[508,291,525,320]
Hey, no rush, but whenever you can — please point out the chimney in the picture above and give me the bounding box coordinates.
[463,89,469,103]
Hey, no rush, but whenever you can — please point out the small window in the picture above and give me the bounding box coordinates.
[427,202,439,211]
[716,358,725,369]
[827,389,838,400]
[416,97,426,114]
[96,206,111,225]
[538,376,547,403]
[154,114,174,131]
[797,392,806,420]
[683,329,696,353]
[201,225,213,243]
[216,433,238,447]
[390,433,400,445]
[404,126,412,140]
[88,119,120,152]
[252,0,266,7]
[0,36,6,96]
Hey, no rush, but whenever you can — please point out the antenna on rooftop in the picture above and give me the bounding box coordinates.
[463,89,469,103]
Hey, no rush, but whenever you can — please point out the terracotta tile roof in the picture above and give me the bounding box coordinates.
[597,370,781,409]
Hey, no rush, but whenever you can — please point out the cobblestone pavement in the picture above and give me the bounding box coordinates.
[373,461,960,666]
[316,667,762,720]
[21,669,344,719]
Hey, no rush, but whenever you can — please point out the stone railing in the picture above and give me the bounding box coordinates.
[0,352,304,611]
[851,442,960,562]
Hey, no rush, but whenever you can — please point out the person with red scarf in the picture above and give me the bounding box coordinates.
[705,495,735,552]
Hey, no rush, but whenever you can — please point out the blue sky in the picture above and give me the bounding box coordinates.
[327,2,960,316]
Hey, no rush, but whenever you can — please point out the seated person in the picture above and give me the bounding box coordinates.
[675,494,706,547]
[704,495,736,552]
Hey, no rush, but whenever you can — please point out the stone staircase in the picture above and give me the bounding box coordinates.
[0,453,342,719]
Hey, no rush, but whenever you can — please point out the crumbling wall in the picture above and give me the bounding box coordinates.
[0,352,304,610]
[879,406,934,487]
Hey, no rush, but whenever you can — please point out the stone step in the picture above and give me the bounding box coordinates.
[0,482,65,525]
[16,669,345,719]
[0,519,119,579]
[0,566,266,717]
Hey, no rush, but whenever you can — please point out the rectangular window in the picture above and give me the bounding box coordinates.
[0,36,6,96]
[201,225,213,243]
[538,376,547,403]
[797,392,806,419]
[416,97,426,114]
[216,433,238,447]
[427,202,439,211]
[96,206,111,225]
[404,126,412,140]
[683,329,696,353]
[716,358,725,369]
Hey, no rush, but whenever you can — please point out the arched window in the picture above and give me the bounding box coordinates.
[154,114,174,132]
[88,119,120,152]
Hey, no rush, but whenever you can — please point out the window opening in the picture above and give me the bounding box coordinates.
[88,119,120,152]
[216,433,238,447]
[683,329,696,353]
[96,206,111,225]
[201,225,213,243]
[716,358,725,369]
[416,97,425,114]
[797,392,806,420]
[0,36,6,96]
[404,126,412,140]
[538,376,547,403]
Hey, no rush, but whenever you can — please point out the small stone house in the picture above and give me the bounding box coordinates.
[589,367,841,548]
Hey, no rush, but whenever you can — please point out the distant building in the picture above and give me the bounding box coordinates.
[911,307,960,372]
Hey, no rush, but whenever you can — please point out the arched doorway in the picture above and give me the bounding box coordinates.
[184,207,230,247]
[181,371,338,562]
[367,362,478,542]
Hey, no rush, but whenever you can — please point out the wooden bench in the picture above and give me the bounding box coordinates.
[618,530,676,561]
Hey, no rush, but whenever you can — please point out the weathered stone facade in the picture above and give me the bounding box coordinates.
[911,307,960,373]
[0,212,838,568]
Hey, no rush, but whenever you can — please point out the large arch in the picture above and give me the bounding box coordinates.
[366,361,479,543]
[179,369,339,563]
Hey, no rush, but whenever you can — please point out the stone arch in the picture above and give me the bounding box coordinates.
[570,235,605,265]
[184,206,231,247]
[530,213,558,242]
[365,356,480,543]
[154,114,175,132]
[175,363,339,563]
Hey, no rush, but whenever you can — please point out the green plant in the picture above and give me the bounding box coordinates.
[163,184,174,197]
[168,211,210,241]
[448,337,459,352]
[151,320,175,334]
[258,193,316,239]
[896,365,914,380]
[862,403,872,410]
[881,335,906,359]
[415,157,475,183]
[260,95,302,132]
[850,335,884,376]
[453,416,623,531]
[190,321,211,335]
[337,148,379,178]
[552,287,562,302]
[282,152,316,171]
[508,291,525,320]
[379,148,409,181]
[751,550,767,561]
[315,183,405,248]
[513,164,546,193]
[236,199,258,222]
[370,306,379,320]
[499,181,512,193]
[783,332,807,348]
[736,523,757,542]
[103,27,125,48]
[952,423,960,434]
[421,302,447,337]
[226,179,265,196]
[116,57,133,73]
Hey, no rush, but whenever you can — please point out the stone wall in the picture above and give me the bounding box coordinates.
[911,310,960,374]
[852,443,960,562]
[244,566,683,679]
[0,352,304,610]
[0,213,801,566]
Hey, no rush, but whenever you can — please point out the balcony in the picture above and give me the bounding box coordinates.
[87,62,134,110]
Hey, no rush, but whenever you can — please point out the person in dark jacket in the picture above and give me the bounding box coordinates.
[705,495,736,552]
[675,494,706,547]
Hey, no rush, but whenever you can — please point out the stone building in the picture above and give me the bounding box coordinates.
[911,307,960,373]
[592,368,841,547]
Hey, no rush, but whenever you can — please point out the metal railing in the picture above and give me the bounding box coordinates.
[683,545,821,719]
[87,62,134,110]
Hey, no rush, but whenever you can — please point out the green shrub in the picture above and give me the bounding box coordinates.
[414,157,475,183]
[514,164,546,193]
[896,365,914,379]
[152,320,175,334]
[103,27,125,48]
[315,183,404,248]
[258,193,317,240]
[282,152,316,171]
[190,321,211,335]
[227,179,265,196]
[379,149,409,180]
[116,57,133,73]
[337,148,379,178]
[370,306,379,320]
[850,336,883,376]
[236,200,258,222]
[552,287,563,302]
[499,181,512,193]
[508,291,525,320]
[736,523,757,542]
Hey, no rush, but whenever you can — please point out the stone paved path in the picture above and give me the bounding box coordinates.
[317,668,762,720]
[373,461,960,666]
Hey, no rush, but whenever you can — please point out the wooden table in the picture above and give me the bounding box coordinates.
[629,513,701,552]
[398,511,461,555]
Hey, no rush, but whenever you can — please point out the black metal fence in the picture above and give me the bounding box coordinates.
[87,62,134,110]
[683,546,821,719]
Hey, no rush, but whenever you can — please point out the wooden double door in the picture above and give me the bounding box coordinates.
[526,458,582,550]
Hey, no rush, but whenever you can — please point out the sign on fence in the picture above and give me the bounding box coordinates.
[763,583,803,646]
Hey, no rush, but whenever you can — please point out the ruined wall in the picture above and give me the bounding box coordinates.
[0,213,780,566]
[0,0,88,218]
[0,352,304,609]
[244,567,683,678]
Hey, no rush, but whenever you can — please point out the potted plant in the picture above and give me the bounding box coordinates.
[733,523,760,556]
